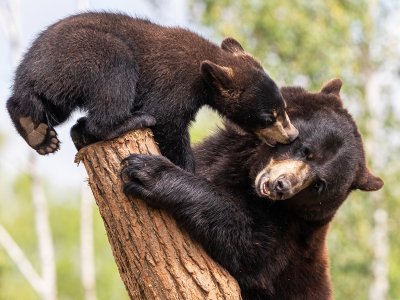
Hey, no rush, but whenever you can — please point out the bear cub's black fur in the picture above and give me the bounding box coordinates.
[6,12,298,171]
[122,79,383,299]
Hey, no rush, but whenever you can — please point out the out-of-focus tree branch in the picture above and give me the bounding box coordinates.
[0,224,43,293]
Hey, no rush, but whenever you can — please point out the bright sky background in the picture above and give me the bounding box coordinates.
[0,0,208,189]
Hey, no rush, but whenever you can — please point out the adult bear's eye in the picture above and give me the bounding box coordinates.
[300,146,313,160]
[312,179,327,194]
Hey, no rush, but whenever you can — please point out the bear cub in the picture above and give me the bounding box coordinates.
[122,79,383,299]
[6,12,298,172]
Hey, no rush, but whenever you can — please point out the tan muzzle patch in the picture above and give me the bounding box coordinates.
[255,158,315,200]
[256,112,298,146]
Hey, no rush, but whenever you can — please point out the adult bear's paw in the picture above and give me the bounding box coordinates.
[121,154,176,207]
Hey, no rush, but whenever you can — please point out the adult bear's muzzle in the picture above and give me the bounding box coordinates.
[255,158,314,200]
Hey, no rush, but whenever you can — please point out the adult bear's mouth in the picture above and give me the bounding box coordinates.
[256,175,271,197]
[255,159,315,200]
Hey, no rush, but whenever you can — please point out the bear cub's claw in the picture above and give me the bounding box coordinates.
[36,130,60,155]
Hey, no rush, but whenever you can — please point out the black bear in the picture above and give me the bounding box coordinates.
[121,78,383,299]
[6,12,298,172]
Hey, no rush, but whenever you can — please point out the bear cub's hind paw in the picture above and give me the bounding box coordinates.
[70,117,98,151]
[19,116,60,155]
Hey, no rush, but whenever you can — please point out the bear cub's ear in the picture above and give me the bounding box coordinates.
[321,78,342,96]
[353,168,384,191]
[221,37,245,54]
[200,60,234,90]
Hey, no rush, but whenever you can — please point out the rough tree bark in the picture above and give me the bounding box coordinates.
[75,129,242,300]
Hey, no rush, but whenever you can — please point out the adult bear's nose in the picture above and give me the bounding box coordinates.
[273,176,291,194]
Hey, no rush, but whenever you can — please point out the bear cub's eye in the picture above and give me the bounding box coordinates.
[312,179,327,194]
[259,113,276,128]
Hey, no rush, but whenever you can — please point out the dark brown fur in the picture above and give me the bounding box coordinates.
[6,12,296,171]
[122,79,383,299]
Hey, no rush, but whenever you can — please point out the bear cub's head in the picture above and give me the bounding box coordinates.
[201,38,298,146]
[252,79,383,220]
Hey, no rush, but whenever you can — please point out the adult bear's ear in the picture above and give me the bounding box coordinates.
[221,37,245,54]
[321,78,342,96]
[352,168,384,191]
[201,60,234,90]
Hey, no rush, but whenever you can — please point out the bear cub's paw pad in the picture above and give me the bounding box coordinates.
[19,116,60,155]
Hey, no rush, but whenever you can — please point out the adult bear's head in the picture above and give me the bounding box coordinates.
[252,79,383,220]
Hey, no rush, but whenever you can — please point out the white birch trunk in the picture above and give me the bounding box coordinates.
[369,208,389,300]
[365,2,389,298]
[29,155,57,300]
[74,2,97,299]
[80,185,97,300]
[365,74,388,300]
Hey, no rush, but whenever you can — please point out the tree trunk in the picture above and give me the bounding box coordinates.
[75,129,242,300]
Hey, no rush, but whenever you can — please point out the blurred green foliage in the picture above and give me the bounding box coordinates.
[190,107,222,144]
[190,0,372,90]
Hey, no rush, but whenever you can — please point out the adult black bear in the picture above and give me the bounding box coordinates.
[122,79,383,299]
[6,12,298,172]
